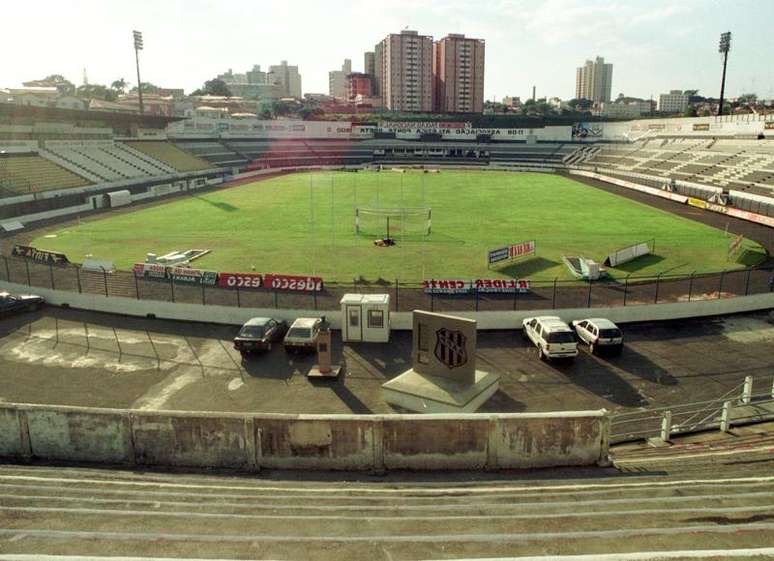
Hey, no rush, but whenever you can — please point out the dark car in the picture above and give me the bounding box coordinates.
[233,317,288,355]
[0,291,44,316]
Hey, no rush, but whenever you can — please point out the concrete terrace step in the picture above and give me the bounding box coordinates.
[1,463,774,559]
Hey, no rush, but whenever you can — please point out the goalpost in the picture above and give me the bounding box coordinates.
[355,207,432,238]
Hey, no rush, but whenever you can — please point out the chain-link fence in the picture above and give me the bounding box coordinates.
[2,254,772,313]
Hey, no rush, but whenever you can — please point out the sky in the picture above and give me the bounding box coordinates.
[2,0,774,102]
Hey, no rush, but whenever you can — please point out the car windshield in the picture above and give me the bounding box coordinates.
[238,325,265,338]
[599,328,622,338]
[287,327,311,338]
[547,331,575,344]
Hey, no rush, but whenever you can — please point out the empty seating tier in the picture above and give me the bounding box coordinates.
[0,154,90,195]
[124,141,212,172]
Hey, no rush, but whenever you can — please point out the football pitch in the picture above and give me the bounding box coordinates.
[32,170,765,282]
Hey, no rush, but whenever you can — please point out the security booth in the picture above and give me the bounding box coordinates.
[339,293,390,343]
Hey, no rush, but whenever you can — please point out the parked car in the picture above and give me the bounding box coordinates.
[233,317,288,356]
[0,291,44,317]
[283,317,322,353]
[522,316,578,361]
[571,318,623,355]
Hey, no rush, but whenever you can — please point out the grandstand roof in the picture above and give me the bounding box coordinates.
[0,102,182,130]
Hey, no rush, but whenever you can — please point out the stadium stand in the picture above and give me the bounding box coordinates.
[173,140,248,168]
[123,141,212,172]
[0,153,91,195]
[43,141,177,182]
[584,138,774,197]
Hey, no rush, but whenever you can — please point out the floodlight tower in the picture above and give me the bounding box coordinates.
[717,31,731,116]
[133,30,145,114]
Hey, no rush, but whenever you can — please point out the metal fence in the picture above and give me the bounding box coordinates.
[1,254,772,313]
[611,375,774,444]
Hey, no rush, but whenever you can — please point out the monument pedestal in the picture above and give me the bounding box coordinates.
[382,369,500,413]
[307,364,342,379]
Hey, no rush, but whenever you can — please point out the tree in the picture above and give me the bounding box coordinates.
[25,74,75,95]
[683,105,697,117]
[130,82,161,94]
[258,100,274,119]
[76,84,116,101]
[110,78,127,95]
[736,93,757,105]
[699,108,711,117]
[567,98,593,111]
[202,79,232,97]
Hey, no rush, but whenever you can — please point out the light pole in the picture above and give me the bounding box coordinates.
[133,30,145,114]
[717,31,731,117]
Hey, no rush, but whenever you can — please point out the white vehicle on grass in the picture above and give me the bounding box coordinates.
[571,318,623,355]
[521,316,578,361]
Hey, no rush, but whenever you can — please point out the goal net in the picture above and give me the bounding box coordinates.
[355,207,432,238]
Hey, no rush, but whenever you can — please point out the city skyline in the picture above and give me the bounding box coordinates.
[2,0,774,102]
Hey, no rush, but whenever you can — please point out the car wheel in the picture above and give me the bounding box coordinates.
[614,344,623,356]
[538,347,545,361]
[266,342,272,352]
[589,343,595,355]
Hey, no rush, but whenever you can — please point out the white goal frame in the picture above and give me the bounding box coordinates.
[355,206,432,236]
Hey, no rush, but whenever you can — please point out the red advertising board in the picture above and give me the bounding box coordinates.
[264,274,323,292]
[217,272,263,289]
[509,241,535,259]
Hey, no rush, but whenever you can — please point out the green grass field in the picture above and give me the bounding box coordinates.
[31,171,765,282]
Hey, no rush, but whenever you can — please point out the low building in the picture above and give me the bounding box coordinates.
[346,73,372,101]
[658,90,691,114]
[329,59,352,100]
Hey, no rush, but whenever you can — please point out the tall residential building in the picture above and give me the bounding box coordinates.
[373,43,383,97]
[364,52,375,76]
[245,65,266,84]
[433,33,485,113]
[268,60,302,98]
[364,51,377,96]
[328,59,352,100]
[376,29,434,112]
[658,90,690,113]
[575,56,613,102]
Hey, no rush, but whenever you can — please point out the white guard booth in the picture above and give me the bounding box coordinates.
[340,293,390,343]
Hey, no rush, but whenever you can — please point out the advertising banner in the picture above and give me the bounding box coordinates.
[263,274,323,292]
[12,244,70,265]
[488,247,510,265]
[217,272,263,289]
[423,279,530,294]
[509,240,536,259]
[168,266,218,286]
[132,263,167,280]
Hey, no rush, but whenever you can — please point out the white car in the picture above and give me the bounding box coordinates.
[522,316,578,361]
[283,317,322,353]
[571,318,623,355]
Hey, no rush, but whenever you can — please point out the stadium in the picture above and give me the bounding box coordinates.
[2,94,774,559]
[2,109,772,296]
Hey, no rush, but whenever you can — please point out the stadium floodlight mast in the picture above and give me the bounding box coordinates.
[133,30,145,114]
[717,31,731,117]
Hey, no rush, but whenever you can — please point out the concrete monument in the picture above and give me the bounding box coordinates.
[382,311,500,412]
[308,316,342,378]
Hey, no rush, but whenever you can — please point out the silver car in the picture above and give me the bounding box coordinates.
[571,318,623,355]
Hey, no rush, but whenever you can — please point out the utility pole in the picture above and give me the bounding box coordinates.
[133,30,145,114]
[717,31,731,117]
